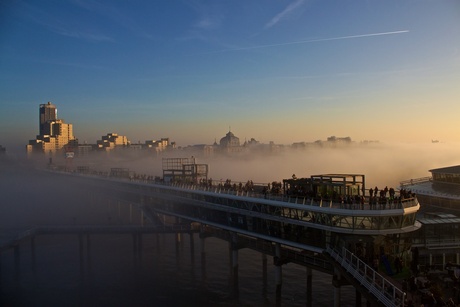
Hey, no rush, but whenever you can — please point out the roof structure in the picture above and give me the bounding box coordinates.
[429,165,460,174]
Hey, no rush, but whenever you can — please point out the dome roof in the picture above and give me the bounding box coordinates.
[219,130,240,147]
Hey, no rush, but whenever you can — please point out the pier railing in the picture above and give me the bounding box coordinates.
[400,177,431,188]
[326,246,405,307]
[170,182,419,211]
[50,168,419,211]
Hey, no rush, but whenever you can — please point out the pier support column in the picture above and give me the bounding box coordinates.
[14,245,20,278]
[189,232,195,263]
[231,233,239,284]
[175,232,181,256]
[31,236,36,274]
[262,253,267,284]
[200,233,206,279]
[132,233,138,259]
[274,243,282,302]
[306,267,312,307]
[86,234,91,271]
[129,204,133,224]
[175,232,181,244]
[456,253,459,265]
[429,254,433,266]
[333,269,342,307]
[356,289,362,307]
[79,234,84,275]
[334,287,341,307]
[138,233,143,262]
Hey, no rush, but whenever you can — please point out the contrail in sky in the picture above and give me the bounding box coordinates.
[209,30,409,54]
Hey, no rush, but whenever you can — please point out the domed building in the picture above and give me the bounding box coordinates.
[218,130,242,154]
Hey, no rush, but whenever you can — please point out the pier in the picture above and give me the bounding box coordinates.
[1,167,424,306]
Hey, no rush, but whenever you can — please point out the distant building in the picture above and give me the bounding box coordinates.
[77,144,94,156]
[39,102,57,135]
[27,102,77,155]
[96,133,130,151]
[219,130,242,154]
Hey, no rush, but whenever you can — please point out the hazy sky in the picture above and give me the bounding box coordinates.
[1,0,459,150]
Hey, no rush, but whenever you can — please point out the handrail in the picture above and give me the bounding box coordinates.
[50,168,419,211]
[326,246,405,307]
[168,182,419,211]
[400,177,431,187]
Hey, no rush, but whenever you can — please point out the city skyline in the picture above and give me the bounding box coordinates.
[1,1,460,153]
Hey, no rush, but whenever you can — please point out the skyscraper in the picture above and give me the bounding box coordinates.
[27,102,77,155]
[39,102,57,136]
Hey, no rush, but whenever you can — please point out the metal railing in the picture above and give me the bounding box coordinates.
[169,182,419,211]
[326,246,405,307]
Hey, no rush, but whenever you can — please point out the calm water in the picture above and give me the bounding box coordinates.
[1,233,360,306]
[0,158,358,306]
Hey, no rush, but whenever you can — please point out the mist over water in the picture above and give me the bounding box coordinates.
[1,142,459,306]
[65,141,460,189]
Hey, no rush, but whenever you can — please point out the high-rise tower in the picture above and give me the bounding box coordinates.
[39,102,57,135]
[27,102,77,155]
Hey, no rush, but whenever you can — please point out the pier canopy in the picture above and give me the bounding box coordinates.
[430,165,460,185]
[162,157,208,184]
[283,174,365,199]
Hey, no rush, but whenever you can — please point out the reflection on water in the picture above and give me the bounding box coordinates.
[0,159,359,306]
[1,233,360,306]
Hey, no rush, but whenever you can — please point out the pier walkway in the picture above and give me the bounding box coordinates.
[2,169,423,306]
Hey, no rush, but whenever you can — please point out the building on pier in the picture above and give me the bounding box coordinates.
[401,165,460,214]
[162,157,208,184]
[401,165,460,270]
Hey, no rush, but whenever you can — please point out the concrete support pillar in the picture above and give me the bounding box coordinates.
[261,253,268,297]
[333,269,342,307]
[356,289,362,307]
[132,233,138,256]
[138,233,143,261]
[429,254,433,266]
[175,232,181,255]
[230,233,239,298]
[86,234,91,271]
[231,234,239,280]
[14,245,20,278]
[31,236,36,274]
[189,232,195,263]
[456,253,459,265]
[200,236,206,279]
[130,204,133,224]
[262,253,267,284]
[274,243,282,302]
[141,210,144,226]
[176,232,181,244]
[443,253,446,269]
[79,234,84,274]
[306,267,312,307]
[334,287,341,307]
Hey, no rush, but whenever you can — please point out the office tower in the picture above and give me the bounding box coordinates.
[39,102,57,135]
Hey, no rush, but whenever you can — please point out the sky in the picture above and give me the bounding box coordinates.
[1,0,460,151]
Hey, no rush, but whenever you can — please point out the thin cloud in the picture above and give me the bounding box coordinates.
[265,0,306,29]
[50,27,114,42]
[17,1,114,42]
[202,30,409,54]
